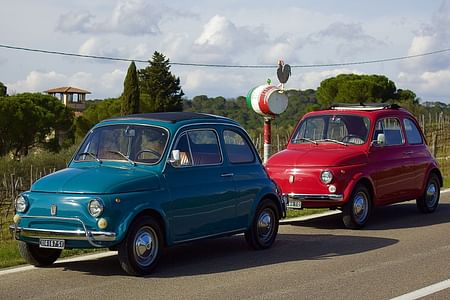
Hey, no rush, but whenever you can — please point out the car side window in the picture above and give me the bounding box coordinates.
[173,129,222,167]
[373,118,404,146]
[223,130,255,163]
[403,118,423,145]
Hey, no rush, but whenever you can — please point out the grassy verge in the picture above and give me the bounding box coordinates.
[286,208,329,218]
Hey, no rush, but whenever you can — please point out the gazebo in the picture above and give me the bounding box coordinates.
[45,86,91,115]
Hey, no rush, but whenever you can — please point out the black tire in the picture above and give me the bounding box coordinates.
[342,184,372,229]
[416,173,440,213]
[245,199,279,250]
[118,216,162,276]
[18,241,61,266]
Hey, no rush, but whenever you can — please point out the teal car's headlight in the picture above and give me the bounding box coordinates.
[320,170,333,184]
[15,194,28,213]
[88,199,104,217]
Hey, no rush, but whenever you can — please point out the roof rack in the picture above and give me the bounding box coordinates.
[329,103,401,111]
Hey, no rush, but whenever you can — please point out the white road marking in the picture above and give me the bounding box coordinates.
[0,251,116,276]
[391,278,450,300]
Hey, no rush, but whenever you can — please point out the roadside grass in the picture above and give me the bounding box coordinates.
[286,208,329,218]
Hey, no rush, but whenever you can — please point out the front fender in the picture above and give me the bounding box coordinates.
[110,190,169,244]
[342,171,376,203]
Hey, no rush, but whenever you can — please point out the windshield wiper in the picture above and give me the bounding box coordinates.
[106,150,136,166]
[291,137,318,145]
[78,152,102,163]
[316,139,348,146]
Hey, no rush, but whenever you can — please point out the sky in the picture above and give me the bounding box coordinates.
[1,0,450,103]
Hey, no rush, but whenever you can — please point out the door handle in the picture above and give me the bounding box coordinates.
[403,151,414,155]
[220,173,234,177]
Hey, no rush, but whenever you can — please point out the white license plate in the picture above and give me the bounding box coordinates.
[39,239,65,249]
[288,200,302,209]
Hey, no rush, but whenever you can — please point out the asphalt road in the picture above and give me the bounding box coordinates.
[1,191,449,300]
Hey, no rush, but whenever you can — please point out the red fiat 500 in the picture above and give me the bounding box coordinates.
[266,104,443,228]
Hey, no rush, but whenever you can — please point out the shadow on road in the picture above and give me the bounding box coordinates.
[54,232,397,277]
[286,202,450,230]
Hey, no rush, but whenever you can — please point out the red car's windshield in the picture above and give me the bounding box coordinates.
[291,114,371,145]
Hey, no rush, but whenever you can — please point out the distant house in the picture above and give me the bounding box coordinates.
[45,86,90,115]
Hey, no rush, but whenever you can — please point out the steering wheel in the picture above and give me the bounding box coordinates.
[341,134,364,144]
[135,149,161,159]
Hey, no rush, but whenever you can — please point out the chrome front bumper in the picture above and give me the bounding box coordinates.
[10,215,116,248]
[285,193,343,208]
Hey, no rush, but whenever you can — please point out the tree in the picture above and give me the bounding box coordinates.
[139,51,184,112]
[316,74,397,107]
[0,93,74,158]
[121,61,140,115]
[0,82,6,96]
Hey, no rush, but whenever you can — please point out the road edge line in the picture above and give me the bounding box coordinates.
[0,251,116,276]
[390,278,450,300]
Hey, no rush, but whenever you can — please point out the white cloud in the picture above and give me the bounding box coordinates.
[56,11,95,33]
[7,71,67,94]
[193,15,268,63]
[6,69,125,99]
[56,0,185,36]
[307,22,385,58]
[404,2,450,71]
[398,68,450,100]
[78,37,152,62]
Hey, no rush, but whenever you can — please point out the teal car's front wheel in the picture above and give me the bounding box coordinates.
[245,199,279,250]
[118,216,163,276]
[18,241,62,266]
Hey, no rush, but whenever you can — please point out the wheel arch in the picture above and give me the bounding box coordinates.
[127,209,168,247]
[354,177,375,205]
[248,190,283,229]
[429,168,443,188]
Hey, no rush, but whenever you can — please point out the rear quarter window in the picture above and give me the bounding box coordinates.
[403,118,423,145]
[223,130,255,163]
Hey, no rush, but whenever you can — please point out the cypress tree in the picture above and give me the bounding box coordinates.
[139,52,184,112]
[121,61,140,115]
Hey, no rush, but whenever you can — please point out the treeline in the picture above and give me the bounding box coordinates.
[2,64,450,161]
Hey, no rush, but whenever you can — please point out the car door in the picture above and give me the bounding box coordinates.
[164,127,237,243]
[368,117,413,204]
[402,117,429,198]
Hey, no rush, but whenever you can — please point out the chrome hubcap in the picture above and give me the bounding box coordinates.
[257,209,274,242]
[425,182,438,208]
[134,226,158,267]
[353,192,368,223]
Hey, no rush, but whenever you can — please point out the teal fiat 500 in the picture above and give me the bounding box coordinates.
[11,112,285,275]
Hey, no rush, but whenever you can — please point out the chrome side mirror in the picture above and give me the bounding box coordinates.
[377,133,385,145]
[371,133,385,147]
[168,149,181,166]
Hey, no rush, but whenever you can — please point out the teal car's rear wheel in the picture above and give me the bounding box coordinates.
[118,216,162,276]
[245,199,279,249]
[18,241,62,266]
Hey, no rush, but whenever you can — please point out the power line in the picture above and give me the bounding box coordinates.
[1,43,450,69]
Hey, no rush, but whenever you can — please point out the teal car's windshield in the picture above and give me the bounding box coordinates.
[75,124,169,164]
[291,114,370,145]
